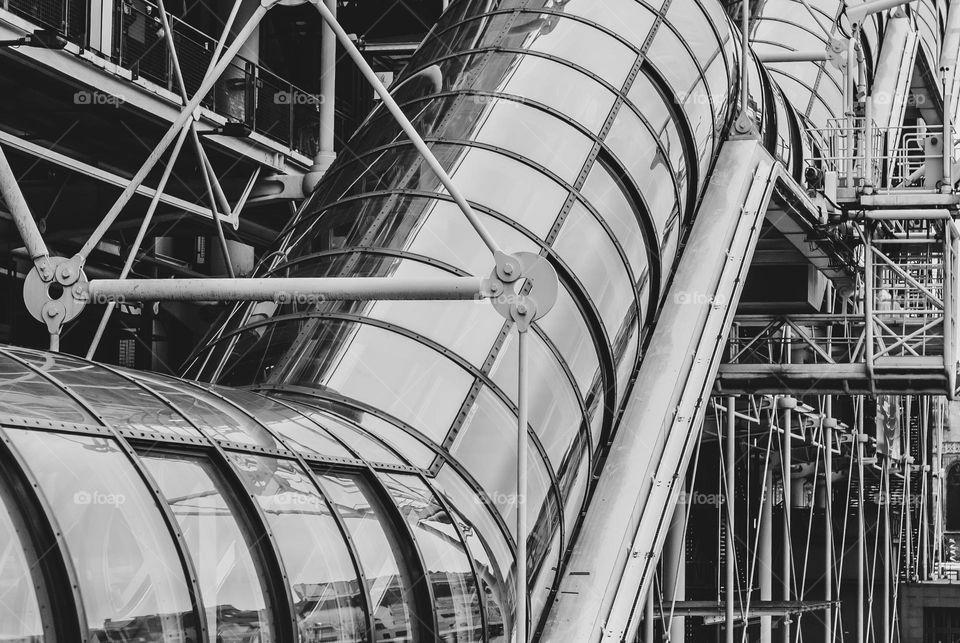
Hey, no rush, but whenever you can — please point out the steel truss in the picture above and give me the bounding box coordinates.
[643,391,949,643]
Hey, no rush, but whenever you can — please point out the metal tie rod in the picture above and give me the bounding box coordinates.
[757,51,830,63]
[307,0,505,259]
[82,277,491,302]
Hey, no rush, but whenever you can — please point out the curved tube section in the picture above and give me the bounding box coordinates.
[185,0,746,635]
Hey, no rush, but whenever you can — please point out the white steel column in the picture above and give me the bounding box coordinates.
[760,463,774,643]
[824,408,835,643]
[856,400,866,643]
[665,481,686,643]
[726,396,736,643]
[303,0,338,193]
[517,327,529,643]
[781,396,795,643]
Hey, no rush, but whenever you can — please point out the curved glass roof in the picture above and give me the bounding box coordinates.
[0,346,508,642]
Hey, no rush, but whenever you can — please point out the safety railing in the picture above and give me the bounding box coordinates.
[4,0,86,42]
[804,118,957,192]
[2,0,322,157]
[868,231,949,361]
[725,315,868,366]
[113,0,322,156]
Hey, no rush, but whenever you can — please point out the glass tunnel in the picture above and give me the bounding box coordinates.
[0,0,866,641]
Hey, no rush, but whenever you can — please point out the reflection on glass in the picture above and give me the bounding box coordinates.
[490,331,583,475]
[313,470,419,642]
[381,473,484,643]
[142,453,274,643]
[433,465,512,642]
[554,203,635,344]
[0,469,47,641]
[7,430,194,642]
[6,349,199,438]
[229,454,367,642]
[449,386,558,577]
[0,351,95,424]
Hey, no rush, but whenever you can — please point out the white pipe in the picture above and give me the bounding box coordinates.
[0,145,49,273]
[757,50,830,63]
[726,397,736,643]
[760,465,773,643]
[664,484,686,643]
[782,403,793,643]
[517,328,529,643]
[84,276,490,302]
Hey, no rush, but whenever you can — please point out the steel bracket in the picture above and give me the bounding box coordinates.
[489,251,559,332]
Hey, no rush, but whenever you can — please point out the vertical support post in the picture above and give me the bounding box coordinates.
[644,587,655,643]
[864,226,875,378]
[517,328,529,643]
[883,461,891,643]
[856,400,866,643]
[824,402,834,643]
[845,37,856,186]
[303,0,337,193]
[665,480,686,643]
[943,66,954,192]
[726,396,736,643]
[782,399,793,643]
[905,398,913,580]
[740,0,749,117]
[864,96,874,188]
[760,461,774,643]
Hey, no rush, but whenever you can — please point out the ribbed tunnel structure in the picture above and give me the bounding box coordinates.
[0,0,929,641]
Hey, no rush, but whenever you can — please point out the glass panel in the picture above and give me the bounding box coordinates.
[215,387,354,458]
[229,454,367,641]
[313,470,419,642]
[535,284,600,397]
[367,261,505,368]
[625,74,688,200]
[605,107,680,237]
[6,349,198,438]
[490,331,583,475]
[381,473,483,642]
[483,53,616,133]
[0,470,48,641]
[407,201,539,275]
[432,465,512,641]
[126,372,282,449]
[0,351,95,424]
[564,0,659,45]
[506,12,637,85]
[440,144,568,238]
[580,163,654,280]
[141,453,274,643]
[279,320,474,444]
[449,387,553,558]
[8,430,194,641]
[474,99,594,183]
[553,203,635,344]
[288,399,406,466]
